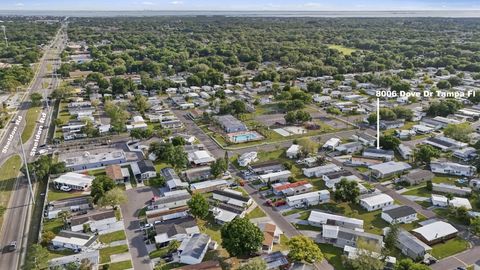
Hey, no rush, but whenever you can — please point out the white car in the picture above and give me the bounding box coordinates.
[59,186,71,192]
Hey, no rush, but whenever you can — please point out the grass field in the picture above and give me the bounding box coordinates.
[431,237,469,259]
[99,245,129,263]
[109,260,133,270]
[317,243,346,270]
[47,188,86,201]
[21,106,41,142]
[328,44,358,56]
[246,206,267,219]
[0,155,22,228]
[47,249,75,260]
[43,218,64,234]
[402,185,431,197]
[99,230,127,244]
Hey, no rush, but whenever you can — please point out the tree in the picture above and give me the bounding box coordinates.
[99,187,127,208]
[30,92,43,107]
[437,80,451,89]
[171,136,186,146]
[383,224,399,254]
[23,244,49,270]
[133,94,150,114]
[444,122,473,142]
[167,239,181,254]
[334,179,360,203]
[90,175,115,203]
[297,137,318,157]
[380,135,400,150]
[395,259,430,270]
[471,216,480,236]
[413,145,440,165]
[238,257,267,270]
[81,119,99,138]
[187,193,210,219]
[41,231,56,246]
[426,180,433,191]
[221,217,264,257]
[346,240,384,270]
[426,100,462,117]
[287,235,323,263]
[284,111,297,124]
[211,158,227,177]
[105,101,130,132]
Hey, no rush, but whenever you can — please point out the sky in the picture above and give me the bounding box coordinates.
[1,0,479,11]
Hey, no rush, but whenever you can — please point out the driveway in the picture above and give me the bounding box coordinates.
[121,186,155,270]
[431,246,480,270]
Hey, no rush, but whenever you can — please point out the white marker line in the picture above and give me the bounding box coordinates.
[376,97,380,149]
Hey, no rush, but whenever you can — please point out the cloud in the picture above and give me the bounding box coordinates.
[141,1,155,5]
[170,1,184,5]
[15,2,25,6]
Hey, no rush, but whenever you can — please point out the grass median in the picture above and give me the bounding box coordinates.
[21,106,41,142]
[0,155,22,229]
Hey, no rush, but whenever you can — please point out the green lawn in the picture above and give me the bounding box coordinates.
[317,243,346,270]
[43,218,64,234]
[99,245,129,263]
[47,188,86,201]
[327,44,358,56]
[272,234,290,252]
[282,209,304,216]
[198,218,222,244]
[99,230,126,244]
[149,247,170,259]
[0,155,22,228]
[431,237,470,259]
[246,206,267,219]
[47,249,75,260]
[432,175,461,185]
[402,186,431,197]
[21,106,41,142]
[255,149,285,163]
[109,260,133,270]
[154,162,170,172]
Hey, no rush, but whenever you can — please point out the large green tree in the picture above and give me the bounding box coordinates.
[334,179,360,203]
[187,193,210,219]
[90,175,116,203]
[287,235,323,263]
[221,217,264,257]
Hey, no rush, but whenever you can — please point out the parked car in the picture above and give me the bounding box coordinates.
[5,241,16,252]
[59,186,71,192]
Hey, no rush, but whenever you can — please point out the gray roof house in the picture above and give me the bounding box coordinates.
[179,233,211,265]
[396,230,432,260]
[322,224,383,250]
[399,169,434,185]
[214,114,248,133]
[369,161,412,179]
[362,148,394,161]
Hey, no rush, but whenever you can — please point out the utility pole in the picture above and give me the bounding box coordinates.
[19,132,35,205]
[376,97,380,149]
[1,25,7,47]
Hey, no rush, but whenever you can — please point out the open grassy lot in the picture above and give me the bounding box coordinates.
[272,234,290,252]
[47,249,75,260]
[109,260,133,270]
[327,44,358,55]
[431,237,469,259]
[99,230,127,244]
[317,243,346,270]
[21,106,41,142]
[246,206,267,219]
[0,155,22,228]
[43,218,64,234]
[311,202,389,235]
[432,175,462,185]
[47,188,86,201]
[99,245,129,263]
[402,185,431,197]
[149,246,170,259]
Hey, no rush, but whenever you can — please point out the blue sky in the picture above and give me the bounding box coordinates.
[1,0,479,11]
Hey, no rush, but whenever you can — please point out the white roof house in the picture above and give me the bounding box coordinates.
[259,170,292,183]
[308,210,363,230]
[431,194,449,207]
[323,138,341,150]
[286,144,301,159]
[52,172,95,191]
[412,221,458,244]
[189,180,228,193]
[430,160,476,177]
[286,190,330,208]
[449,197,472,210]
[188,150,216,165]
[360,193,394,211]
[432,182,472,196]
[303,163,341,178]
[238,152,257,167]
[369,161,412,179]
[179,233,211,265]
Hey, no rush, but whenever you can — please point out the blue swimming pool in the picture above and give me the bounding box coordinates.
[229,132,263,143]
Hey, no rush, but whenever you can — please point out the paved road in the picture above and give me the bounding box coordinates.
[0,23,66,270]
[431,246,480,270]
[121,186,155,270]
